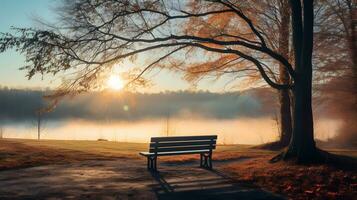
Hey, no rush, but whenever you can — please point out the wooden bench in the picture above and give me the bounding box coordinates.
[139,135,217,171]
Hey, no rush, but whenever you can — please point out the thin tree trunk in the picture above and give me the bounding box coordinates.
[348,5,357,111]
[279,90,292,145]
[37,113,41,140]
[278,0,292,146]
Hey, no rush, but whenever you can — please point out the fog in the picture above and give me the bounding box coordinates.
[0,88,343,144]
[1,117,341,144]
[0,88,274,121]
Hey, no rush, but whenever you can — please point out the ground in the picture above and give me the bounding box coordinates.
[0,139,356,200]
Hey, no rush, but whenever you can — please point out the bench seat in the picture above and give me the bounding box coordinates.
[139,149,210,157]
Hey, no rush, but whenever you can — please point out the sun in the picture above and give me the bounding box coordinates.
[107,75,124,90]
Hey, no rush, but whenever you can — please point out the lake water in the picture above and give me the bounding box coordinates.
[0,117,341,144]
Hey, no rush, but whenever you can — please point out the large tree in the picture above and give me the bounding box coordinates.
[0,0,322,162]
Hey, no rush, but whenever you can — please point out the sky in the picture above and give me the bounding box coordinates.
[0,0,57,89]
[0,0,236,93]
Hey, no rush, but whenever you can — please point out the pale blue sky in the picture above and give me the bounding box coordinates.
[0,0,56,89]
[0,0,235,92]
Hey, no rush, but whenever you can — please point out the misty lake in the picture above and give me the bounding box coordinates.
[1,117,341,144]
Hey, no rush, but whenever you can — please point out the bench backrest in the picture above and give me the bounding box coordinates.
[149,135,217,153]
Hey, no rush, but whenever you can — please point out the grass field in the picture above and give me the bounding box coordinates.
[1,138,357,170]
[0,138,356,199]
[0,138,270,170]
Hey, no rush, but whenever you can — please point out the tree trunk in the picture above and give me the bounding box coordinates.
[283,0,317,162]
[279,90,292,145]
[287,74,316,162]
[348,5,357,112]
[37,112,41,140]
[278,0,292,146]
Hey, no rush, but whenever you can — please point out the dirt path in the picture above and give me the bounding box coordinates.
[0,158,285,200]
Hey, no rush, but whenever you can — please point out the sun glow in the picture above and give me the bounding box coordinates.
[107,75,124,90]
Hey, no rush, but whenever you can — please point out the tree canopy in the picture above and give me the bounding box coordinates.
[0,0,296,96]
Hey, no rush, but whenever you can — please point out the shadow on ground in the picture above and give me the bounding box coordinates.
[151,168,284,200]
[0,159,284,200]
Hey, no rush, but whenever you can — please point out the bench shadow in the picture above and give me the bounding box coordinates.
[150,168,285,200]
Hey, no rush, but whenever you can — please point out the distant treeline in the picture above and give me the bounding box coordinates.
[0,88,277,121]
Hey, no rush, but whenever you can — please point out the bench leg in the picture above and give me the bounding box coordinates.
[151,157,155,170]
[200,153,213,169]
[147,156,158,171]
[200,153,203,167]
[150,157,154,169]
[154,156,157,171]
[147,157,150,169]
[147,156,153,170]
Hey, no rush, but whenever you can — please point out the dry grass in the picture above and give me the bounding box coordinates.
[2,138,148,156]
[0,139,146,170]
[0,139,267,170]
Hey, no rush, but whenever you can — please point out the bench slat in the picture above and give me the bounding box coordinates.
[149,145,215,153]
[140,149,210,157]
[150,135,217,142]
[150,140,215,148]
